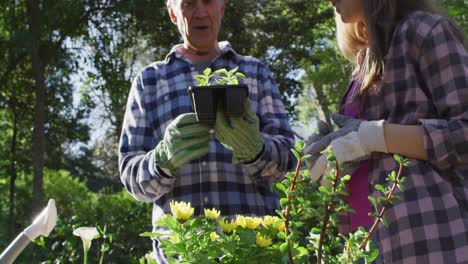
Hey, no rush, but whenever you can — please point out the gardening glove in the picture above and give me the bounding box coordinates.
[303,120,331,182]
[154,113,211,175]
[214,98,264,164]
[304,121,359,187]
[329,112,388,164]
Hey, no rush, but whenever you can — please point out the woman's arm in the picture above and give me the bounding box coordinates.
[384,123,428,160]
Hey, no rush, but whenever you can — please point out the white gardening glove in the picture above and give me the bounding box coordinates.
[24,199,57,241]
[330,113,388,164]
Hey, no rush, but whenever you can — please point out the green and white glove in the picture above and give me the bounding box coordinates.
[214,99,264,164]
[154,113,211,175]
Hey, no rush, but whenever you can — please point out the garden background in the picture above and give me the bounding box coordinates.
[0,0,466,262]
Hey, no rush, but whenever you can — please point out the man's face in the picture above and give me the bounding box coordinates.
[168,0,226,52]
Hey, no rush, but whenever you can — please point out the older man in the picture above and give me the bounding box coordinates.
[118,0,295,261]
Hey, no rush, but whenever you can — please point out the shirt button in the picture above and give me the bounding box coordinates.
[203,197,209,203]
[164,95,169,101]
[202,161,207,166]
[190,66,195,71]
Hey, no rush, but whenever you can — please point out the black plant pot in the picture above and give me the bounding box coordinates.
[187,84,249,125]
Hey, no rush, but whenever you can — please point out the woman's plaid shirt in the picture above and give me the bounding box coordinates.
[360,12,468,263]
[118,42,295,226]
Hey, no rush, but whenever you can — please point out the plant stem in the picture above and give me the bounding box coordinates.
[83,248,88,264]
[284,158,303,264]
[359,162,404,250]
[317,161,340,264]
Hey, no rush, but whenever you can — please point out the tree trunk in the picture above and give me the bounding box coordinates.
[8,107,18,240]
[314,85,332,127]
[27,0,46,218]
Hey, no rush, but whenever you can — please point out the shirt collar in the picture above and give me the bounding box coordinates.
[164,41,239,64]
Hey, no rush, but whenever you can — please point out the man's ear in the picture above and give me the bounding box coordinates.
[220,0,226,17]
[167,3,178,25]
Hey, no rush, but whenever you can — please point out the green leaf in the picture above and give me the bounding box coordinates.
[280,198,289,207]
[404,161,413,167]
[235,72,246,79]
[275,182,288,194]
[378,196,387,205]
[291,149,300,160]
[280,242,289,253]
[367,249,379,262]
[381,216,389,227]
[368,196,378,211]
[375,184,385,193]
[393,154,402,164]
[277,232,286,240]
[203,68,212,76]
[319,186,330,195]
[295,141,305,152]
[139,232,159,238]
[342,175,351,182]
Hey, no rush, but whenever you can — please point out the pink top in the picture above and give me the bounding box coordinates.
[342,81,373,231]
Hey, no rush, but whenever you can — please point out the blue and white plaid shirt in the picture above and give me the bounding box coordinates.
[119,42,295,226]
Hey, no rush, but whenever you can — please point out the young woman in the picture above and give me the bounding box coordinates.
[307,0,468,263]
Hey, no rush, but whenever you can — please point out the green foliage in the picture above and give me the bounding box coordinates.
[1,170,152,263]
[144,144,411,263]
[194,67,247,86]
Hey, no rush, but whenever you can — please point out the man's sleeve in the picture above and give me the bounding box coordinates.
[118,73,175,202]
[243,62,297,184]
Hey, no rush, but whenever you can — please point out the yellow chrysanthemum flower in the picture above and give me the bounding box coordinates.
[236,215,262,229]
[210,232,219,241]
[276,222,286,232]
[262,215,281,228]
[219,218,237,233]
[255,233,272,248]
[204,208,220,220]
[169,201,194,221]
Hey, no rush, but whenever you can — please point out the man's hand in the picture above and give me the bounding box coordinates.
[214,99,264,163]
[154,113,211,175]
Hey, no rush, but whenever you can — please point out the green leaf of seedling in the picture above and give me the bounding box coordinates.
[275,182,288,194]
[280,198,289,207]
[291,149,300,160]
[203,68,212,76]
[389,171,397,182]
[295,141,305,152]
[367,249,379,262]
[229,66,239,75]
[342,175,351,182]
[404,161,413,167]
[393,154,402,164]
[368,196,378,212]
[235,72,246,79]
[381,216,389,227]
[397,183,405,191]
[278,232,287,240]
[214,68,228,75]
[140,232,159,238]
[375,184,385,194]
[378,196,387,206]
[280,242,289,253]
[319,186,331,195]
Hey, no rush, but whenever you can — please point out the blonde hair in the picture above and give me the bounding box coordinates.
[335,0,464,94]
[335,16,383,94]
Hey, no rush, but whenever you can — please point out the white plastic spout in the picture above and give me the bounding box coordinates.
[24,199,58,241]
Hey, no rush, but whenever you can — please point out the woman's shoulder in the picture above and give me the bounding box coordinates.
[394,11,449,44]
